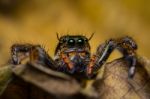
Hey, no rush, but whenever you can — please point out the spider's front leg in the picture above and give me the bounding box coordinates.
[87,36,137,78]
[11,44,58,70]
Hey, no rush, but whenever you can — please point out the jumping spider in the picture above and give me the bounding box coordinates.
[11,33,137,79]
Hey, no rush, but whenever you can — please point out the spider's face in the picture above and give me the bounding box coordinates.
[55,35,91,73]
[55,35,91,55]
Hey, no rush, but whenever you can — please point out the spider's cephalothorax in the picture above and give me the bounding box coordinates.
[54,35,92,75]
[11,33,137,79]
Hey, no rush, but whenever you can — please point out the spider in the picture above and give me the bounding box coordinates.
[11,33,137,79]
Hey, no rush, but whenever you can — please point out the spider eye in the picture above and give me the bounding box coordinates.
[77,38,84,45]
[68,39,75,46]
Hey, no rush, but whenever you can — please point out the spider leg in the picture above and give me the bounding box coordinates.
[11,44,33,65]
[125,55,136,78]
[11,44,58,70]
[119,36,137,78]
[87,36,137,78]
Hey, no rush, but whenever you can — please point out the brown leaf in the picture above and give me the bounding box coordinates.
[93,57,150,99]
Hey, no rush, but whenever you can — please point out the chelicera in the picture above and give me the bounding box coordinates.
[11,33,137,79]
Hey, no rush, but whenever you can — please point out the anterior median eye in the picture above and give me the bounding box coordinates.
[77,38,84,45]
[68,39,75,46]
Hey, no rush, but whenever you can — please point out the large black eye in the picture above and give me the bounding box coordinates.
[77,38,84,45]
[68,39,75,46]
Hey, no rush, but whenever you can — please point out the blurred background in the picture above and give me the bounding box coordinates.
[0,0,149,65]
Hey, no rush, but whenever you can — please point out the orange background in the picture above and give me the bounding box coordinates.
[0,0,149,64]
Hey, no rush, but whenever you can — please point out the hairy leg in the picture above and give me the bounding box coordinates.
[11,44,58,70]
[87,36,137,78]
